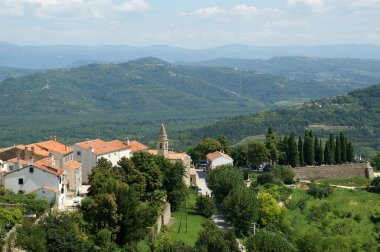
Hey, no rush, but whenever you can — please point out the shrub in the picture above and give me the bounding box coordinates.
[369,177,380,193]
[271,166,295,185]
[308,182,333,199]
[370,206,380,224]
[245,230,296,252]
[196,195,216,218]
[257,173,274,185]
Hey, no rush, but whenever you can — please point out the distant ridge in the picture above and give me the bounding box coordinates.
[1,42,380,69]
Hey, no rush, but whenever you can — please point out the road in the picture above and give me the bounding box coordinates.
[195,169,230,228]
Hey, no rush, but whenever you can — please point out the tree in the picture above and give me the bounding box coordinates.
[88,158,123,196]
[257,173,274,185]
[218,135,231,155]
[324,141,331,165]
[371,153,380,170]
[304,130,315,165]
[265,129,278,165]
[258,193,284,227]
[0,207,23,229]
[231,145,248,167]
[194,138,222,160]
[222,186,259,235]
[287,132,299,167]
[340,132,347,163]
[347,141,354,162]
[196,195,216,218]
[298,136,304,166]
[117,157,146,196]
[131,152,163,194]
[308,182,333,199]
[369,177,380,193]
[245,230,296,252]
[81,194,121,238]
[15,222,47,252]
[271,166,294,185]
[247,142,269,168]
[195,221,239,252]
[329,133,336,164]
[208,165,244,202]
[335,136,341,164]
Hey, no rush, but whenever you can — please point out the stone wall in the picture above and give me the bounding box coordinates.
[293,162,374,180]
[156,202,171,234]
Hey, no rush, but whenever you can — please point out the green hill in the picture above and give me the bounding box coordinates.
[0,57,359,147]
[179,84,380,157]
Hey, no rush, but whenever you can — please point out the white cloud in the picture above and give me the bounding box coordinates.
[343,0,380,8]
[115,0,149,13]
[180,6,224,18]
[232,4,258,18]
[288,0,332,13]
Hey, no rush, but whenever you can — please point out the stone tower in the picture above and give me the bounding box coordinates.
[157,123,169,158]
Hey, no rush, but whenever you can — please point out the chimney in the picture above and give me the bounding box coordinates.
[48,153,55,166]
[49,136,57,141]
[89,146,94,153]
[31,146,35,154]
[126,137,130,145]
[16,157,21,170]
[24,146,29,160]
[28,156,33,166]
[64,145,68,151]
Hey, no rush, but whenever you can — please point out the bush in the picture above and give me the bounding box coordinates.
[271,166,295,185]
[196,195,216,218]
[257,173,274,185]
[308,182,333,199]
[245,230,296,252]
[369,177,380,193]
[370,206,380,224]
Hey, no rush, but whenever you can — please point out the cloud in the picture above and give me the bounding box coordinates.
[116,0,149,13]
[288,0,332,13]
[343,0,380,8]
[232,4,281,19]
[179,6,224,18]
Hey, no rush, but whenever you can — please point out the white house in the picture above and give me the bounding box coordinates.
[72,139,132,184]
[206,151,234,171]
[4,158,66,210]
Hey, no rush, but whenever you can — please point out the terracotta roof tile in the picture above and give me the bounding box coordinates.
[206,151,233,161]
[75,139,130,155]
[31,185,59,194]
[35,140,73,155]
[129,141,149,152]
[33,158,64,176]
[64,160,81,169]
[6,158,28,165]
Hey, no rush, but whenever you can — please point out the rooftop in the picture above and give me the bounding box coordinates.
[75,139,130,155]
[129,140,149,153]
[35,140,73,155]
[206,151,233,161]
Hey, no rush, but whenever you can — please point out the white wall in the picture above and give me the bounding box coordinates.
[209,157,233,170]
[71,146,96,184]
[97,149,131,166]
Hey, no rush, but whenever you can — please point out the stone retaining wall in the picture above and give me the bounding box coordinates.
[293,162,374,180]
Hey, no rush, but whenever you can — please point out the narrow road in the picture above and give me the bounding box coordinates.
[195,169,229,228]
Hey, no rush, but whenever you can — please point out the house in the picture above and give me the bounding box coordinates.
[0,137,82,196]
[206,151,234,171]
[3,158,66,210]
[72,138,132,184]
[149,124,195,186]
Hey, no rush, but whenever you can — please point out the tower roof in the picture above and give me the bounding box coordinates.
[159,123,167,136]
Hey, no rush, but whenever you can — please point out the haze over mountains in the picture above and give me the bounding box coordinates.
[2,42,380,69]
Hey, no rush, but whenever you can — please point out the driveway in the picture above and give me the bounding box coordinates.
[195,169,212,196]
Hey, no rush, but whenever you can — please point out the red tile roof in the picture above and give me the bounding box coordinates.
[25,144,51,157]
[75,139,130,155]
[31,185,59,194]
[148,150,188,161]
[6,158,28,165]
[35,140,73,155]
[129,141,149,152]
[206,151,233,161]
[64,160,81,169]
[33,158,64,176]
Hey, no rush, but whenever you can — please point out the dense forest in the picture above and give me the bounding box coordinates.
[179,84,380,158]
[0,57,358,148]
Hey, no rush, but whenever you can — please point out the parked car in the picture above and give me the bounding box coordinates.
[72,200,80,207]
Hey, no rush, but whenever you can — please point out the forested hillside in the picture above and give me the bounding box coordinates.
[178,84,380,157]
[188,57,380,89]
[0,57,355,147]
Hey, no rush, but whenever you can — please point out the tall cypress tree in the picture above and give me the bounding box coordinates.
[347,141,354,162]
[288,132,299,167]
[314,135,319,165]
[303,131,309,165]
[329,133,335,164]
[298,136,304,166]
[282,136,289,166]
[319,140,324,165]
[324,141,331,165]
[309,131,315,165]
[335,136,341,164]
[340,132,347,163]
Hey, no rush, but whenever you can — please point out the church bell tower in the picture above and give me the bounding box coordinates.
[157,123,169,158]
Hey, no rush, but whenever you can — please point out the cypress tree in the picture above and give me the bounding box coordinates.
[282,136,289,165]
[335,136,341,164]
[309,131,315,165]
[347,141,354,162]
[288,132,299,167]
[314,135,319,165]
[319,140,324,165]
[303,131,309,165]
[329,133,335,164]
[298,136,304,166]
[267,127,273,135]
[340,132,347,163]
[324,141,331,165]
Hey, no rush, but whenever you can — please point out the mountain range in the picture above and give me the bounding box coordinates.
[2,42,380,69]
[0,57,364,148]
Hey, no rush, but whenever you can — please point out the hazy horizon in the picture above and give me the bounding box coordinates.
[1,0,379,48]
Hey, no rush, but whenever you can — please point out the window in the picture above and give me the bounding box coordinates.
[9,165,14,171]
[18,178,23,185]
[61,187,64,194]
[29,167,34,173]
[77,151,81,156]
[159,143,163,149]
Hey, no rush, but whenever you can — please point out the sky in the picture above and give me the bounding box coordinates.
[0,0,380,48]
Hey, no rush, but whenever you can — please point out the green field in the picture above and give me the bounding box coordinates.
[286,188,380,251]
[316,177,371,187]
[166,194,206,246]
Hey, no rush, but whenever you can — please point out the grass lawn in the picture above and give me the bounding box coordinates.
[316,177,371,187]
[166,193,207,246]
